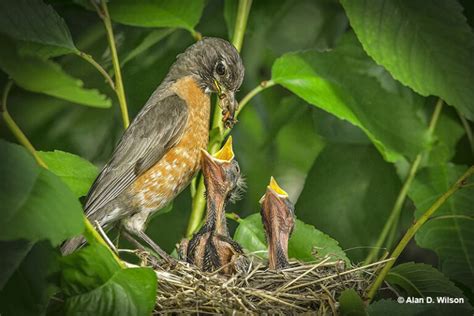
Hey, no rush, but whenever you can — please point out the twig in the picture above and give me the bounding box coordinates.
[232,0,253,52]
[93,0,130,128]
[1,81,48,168]
[364,99,444,264]
[76,51,115,90]
[366,165,474,302]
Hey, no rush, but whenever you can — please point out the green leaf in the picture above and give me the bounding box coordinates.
[61,243,157,315]
[338,289,367,316]
[0,0,78,58]
[0,37,111,108]
[108,0,205,31]
[0,240,33,290]
[409,164,474,291]
[368,299,471,316]
[234,213,349,264]
[295,143,401,262]
[37,150,98,198]
[65,268,156,316]
[387,262,467,299]
[0,140,84,246]
[0,242,59,316]
[341,0,474,120]
[60,244,122,297]
[272,32,430,162]
[311,107,370,145]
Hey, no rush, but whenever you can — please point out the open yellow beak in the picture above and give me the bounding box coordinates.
[213,136,234,162]
[268,176,288,197]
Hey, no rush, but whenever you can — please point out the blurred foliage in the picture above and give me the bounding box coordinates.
[0,0,473,314]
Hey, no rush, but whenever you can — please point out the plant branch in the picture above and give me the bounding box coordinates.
[94,0,130,129]
[76,51,115,90]
[83,218,124,267]
[1,81,48,168]
[185,0,253,237]
[364,99,444,264]
[224,80,275,138]
[232,0,253,52]
[185,175,206,237]
[366,164,474,302]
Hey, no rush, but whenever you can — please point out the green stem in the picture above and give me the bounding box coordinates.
[76,51,115,90]
[366,164,474,302]
[226,212,242,223]
[96,0,130,129]
[232,0,253,52]
[186,176,206,237]
[364,99,443,264]
[1,82,48,168]
[191,29,202,41]
[185,0,253,237]
[1,81,125,268]
[83,218,125,267]
[224,80,275,138]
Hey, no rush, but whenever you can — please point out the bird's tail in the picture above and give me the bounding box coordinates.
[61,235,86,255]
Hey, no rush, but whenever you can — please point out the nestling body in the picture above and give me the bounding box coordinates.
[260,177,295,270]
[181,137,245,274]
[62,38,244,255]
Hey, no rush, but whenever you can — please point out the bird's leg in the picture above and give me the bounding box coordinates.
[122,213,175,264]
[135,230,175,263]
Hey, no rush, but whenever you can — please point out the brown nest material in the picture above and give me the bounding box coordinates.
[133,251,389,315]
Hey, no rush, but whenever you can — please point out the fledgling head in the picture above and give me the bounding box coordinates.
[170,37,245,128]
[260,177,295,270]
[201,136,245,203]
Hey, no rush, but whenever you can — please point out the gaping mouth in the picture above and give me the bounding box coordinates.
[200,136,235,164]
[268,177,289,198]
[213,136,234,162]
[214,79,238,129]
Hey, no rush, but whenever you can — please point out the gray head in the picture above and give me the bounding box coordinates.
[167,37,245,128]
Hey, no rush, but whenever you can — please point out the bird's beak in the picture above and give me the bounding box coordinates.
[214,80,238,129]
[201,136,234,180]
[260,177,295,270]
[268,176,289,197]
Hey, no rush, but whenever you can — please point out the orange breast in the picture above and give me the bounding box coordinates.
[128,76,210,212]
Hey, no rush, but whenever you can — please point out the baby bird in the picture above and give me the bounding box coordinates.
[182,137,244,274]
[260,177,295,270]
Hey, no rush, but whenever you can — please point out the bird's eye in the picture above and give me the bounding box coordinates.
[216,62,226,76]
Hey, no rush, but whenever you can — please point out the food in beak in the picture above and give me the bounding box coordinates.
[219,92,238,129]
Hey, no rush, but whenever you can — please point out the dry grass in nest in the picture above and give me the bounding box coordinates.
[134,251,388,314]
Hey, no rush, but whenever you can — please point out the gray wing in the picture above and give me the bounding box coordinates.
[84,93,188,218]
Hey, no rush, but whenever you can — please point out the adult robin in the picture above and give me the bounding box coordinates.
[260,177,295,270]
[180,137,245,274]
[61,37,245,256]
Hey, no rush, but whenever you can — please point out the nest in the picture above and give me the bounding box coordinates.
[135,251,388,314]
